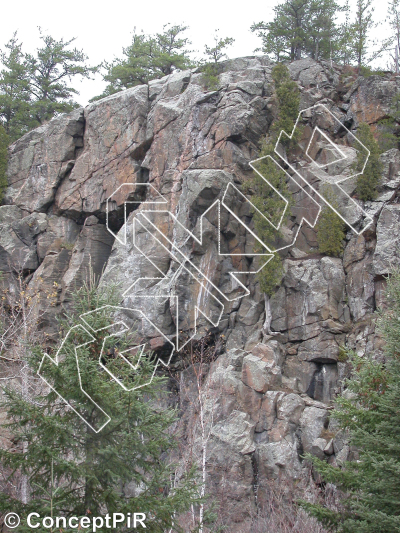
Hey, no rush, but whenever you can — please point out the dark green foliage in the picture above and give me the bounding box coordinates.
[351,0,391,69]
[93,25,194,100]
[251,0,341,62]
[201,63,220,90]
[25,29,96,126]
[258,253,285,297]
[248,146,290,296]
[359,65,387,77]
[0,33,31,141]
[270,63,301,145]
[355,122,383,201]
[204,32,235,64]
[302,269,400,532]
[316,185,346,257]
[200,32,234,91]
[245,144,289,296]
[0,29,95,141]
[245,64,299,296]
[0,279,199,532]
[0,124,8,203]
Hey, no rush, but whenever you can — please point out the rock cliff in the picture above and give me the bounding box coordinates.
[2,56,400,531]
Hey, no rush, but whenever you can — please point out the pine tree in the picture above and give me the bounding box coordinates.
[0,29,95,139]
[0,33,32,141]
[93,25,194,100]
[0,124,8,203]
[352,0,376,69]
[251,0,341,62]
[316,185,346,257]
[25,29,96,126]
[204,31,235,64]
[355,122,382,201]
[201,31,235,90]
[0,278,199,532]
[337,0,356,65]
[302,268,400,532]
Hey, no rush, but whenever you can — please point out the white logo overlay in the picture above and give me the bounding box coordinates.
[37,104,371,431]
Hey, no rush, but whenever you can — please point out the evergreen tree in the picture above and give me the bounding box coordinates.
[316,185,346,257]
[0,33,32,141]
[25,29,96,126]
[201,31,235,90]
[204,31,235,64]
[388,0,400,72]
[337,0,356,65]
[389,0,400,53]
[352,0,376,69]
[0,124,8,203]
[355,122,383,201]
[270,63,301,143]
[302,268,400,532]
[251,0,341,62]
[0,29,95,139]
[0,278,199,532]
[94,25,194,100]
[246,64,299,296]
[305,0,340,61]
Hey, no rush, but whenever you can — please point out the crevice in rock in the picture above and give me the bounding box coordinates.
[251,452,259,511]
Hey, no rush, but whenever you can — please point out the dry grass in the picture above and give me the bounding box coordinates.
[213,470,340,533]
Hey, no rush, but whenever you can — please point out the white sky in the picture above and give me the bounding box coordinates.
[0,0,394,106]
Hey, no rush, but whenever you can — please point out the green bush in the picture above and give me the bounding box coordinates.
[246,64,300,296]
[355,122,383,202]
[316,185,346,257]
[0,124,9,203]
[258,253,284,297]
[201,63,220,91]
[359,65,387,77]
[270,63,301,145]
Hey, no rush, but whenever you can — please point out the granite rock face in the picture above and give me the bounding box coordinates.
[1,56,399,531]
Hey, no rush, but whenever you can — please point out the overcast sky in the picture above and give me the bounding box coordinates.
[1,0,394,106]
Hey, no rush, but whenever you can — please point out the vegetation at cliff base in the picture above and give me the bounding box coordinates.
[0,279,200,532]
[302,268,400,532]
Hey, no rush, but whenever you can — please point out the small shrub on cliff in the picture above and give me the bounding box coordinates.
[201,32,235,90]
[270,63,301,145]
[302,268,400,533]
[0,124,8,203]
[247,141,293,296]
[316,185,346,257]
[246,64,300,296]
[258,253,284,297]
[355,122,383,202]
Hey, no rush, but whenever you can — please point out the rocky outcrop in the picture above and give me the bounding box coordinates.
[2,55,400,531]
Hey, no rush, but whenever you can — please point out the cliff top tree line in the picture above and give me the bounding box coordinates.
[1,0,400,143]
